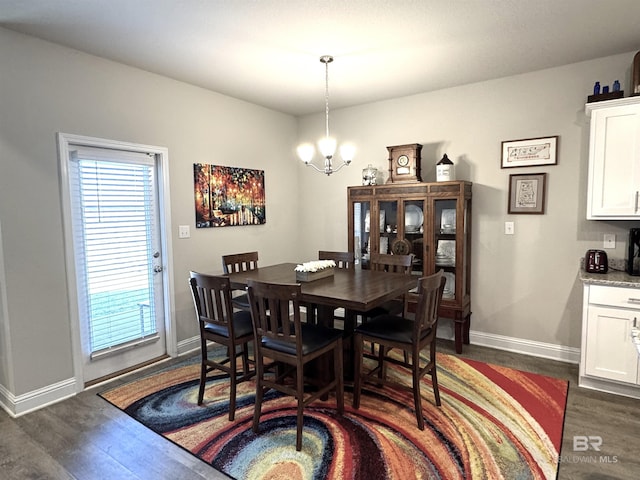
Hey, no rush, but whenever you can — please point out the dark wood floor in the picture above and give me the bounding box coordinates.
[1,340,638,479]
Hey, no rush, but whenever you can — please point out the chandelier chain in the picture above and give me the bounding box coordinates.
[324,57,330,140]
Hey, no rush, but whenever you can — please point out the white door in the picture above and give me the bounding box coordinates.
[59,135,171,384]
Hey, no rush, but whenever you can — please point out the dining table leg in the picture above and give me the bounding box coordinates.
[342,309,357,381]
[312,305,357,397]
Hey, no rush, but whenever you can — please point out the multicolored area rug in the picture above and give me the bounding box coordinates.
[99,353,568,479]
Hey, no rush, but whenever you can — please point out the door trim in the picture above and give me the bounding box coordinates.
[57,133,176,393]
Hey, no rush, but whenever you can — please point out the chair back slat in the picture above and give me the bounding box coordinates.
[412,271,446,337]
[222,251,259,274]
[189,272,235,334]
[247,279,303,355]
[370,253,413,274]
[318,250,355,270]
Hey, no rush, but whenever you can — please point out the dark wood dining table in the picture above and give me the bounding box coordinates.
[225,262,418,378]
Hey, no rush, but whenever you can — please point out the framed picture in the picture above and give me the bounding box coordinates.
[508,173,547,214]
[501,136,558,168]
[193,164,266,228]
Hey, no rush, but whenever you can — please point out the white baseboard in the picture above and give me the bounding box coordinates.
[469,330,580,364]
[0,338,200,417]
[177,335,200,356]
[578,375,640,400]
[0,377,77,418]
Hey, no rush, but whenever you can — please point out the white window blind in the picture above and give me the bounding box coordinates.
[69,146,158,356]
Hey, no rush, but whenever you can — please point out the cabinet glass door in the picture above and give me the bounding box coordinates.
[403,199,425,275]
[352,200,370,267]
[378,200,398,255]
[434,198,458,300]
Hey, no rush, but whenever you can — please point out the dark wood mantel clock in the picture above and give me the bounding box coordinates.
[387,143,422,183]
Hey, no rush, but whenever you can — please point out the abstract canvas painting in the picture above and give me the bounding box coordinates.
[193,164,265,228]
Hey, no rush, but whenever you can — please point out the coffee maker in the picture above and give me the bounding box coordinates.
[627,228,640,276]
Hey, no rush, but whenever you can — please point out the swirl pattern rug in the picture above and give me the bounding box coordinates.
[99,353,568,479]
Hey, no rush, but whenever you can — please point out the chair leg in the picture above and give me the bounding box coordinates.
[353,334,363,409]
[198,350,207,405]
[430,348,442,406]
[296,363,305,451]
[431,366,441,406]
[252,355,264,434]
[334,340,344,414]
[377,345,386,384]
[241,342,250,375]
[228,344,237,421]
[412,350,425,430]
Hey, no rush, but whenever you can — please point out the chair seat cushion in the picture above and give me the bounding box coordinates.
[355,314,431,344]
[204,310,253,338]
[262,324,342,356]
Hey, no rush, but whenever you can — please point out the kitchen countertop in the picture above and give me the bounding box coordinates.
[580,268,640,288]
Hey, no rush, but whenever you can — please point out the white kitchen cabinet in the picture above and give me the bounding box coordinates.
[586,97,640,219]
[580,283,640,399]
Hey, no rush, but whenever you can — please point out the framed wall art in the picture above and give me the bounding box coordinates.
[501,136,558,168]
[508,173,547,214]
[193,163,265,228]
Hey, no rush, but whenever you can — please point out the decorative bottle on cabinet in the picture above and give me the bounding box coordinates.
[436,154,454,182]
[347,180,472,353]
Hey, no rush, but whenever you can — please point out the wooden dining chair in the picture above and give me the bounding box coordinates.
[353,270,446,430]
[304,250,356,326]
[222,251,259,311]
[361,252,414,320]
[246,279,344,451]
[318,250,355,270]
[189,272,255,421]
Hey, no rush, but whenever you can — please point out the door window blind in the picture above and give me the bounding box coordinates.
[69,146,158,356]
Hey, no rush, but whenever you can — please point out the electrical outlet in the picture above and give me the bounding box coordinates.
[178,225,191,239]
[603,233,615,249]
[505,221,515,235]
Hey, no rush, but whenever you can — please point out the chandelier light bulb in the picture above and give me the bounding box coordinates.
[339,143,355,162]
[318,137,337,158]
[297,143,315,164]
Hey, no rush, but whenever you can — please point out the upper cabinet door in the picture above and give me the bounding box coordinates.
[587,98,640,219]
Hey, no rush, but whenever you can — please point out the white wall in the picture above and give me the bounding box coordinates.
[0,27,299,400]
[296,51,640,352]
[2,23,639,409]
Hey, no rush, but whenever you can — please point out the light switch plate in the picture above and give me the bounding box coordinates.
[505,221,515,235]
[603,233,615,249]
[178,225,191,239]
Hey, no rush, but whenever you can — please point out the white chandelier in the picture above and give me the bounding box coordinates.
[297,55,355,175]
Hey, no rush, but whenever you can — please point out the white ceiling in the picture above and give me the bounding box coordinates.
[2,0,640,116]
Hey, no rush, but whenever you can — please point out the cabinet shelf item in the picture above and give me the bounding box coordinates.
[586,96,640,219]
[348,180,472,353]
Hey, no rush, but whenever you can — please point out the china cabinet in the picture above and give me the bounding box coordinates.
[347,180,472,353]
[580,283,640,399]
[586,96,640,219]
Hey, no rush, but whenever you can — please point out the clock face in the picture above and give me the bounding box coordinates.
[397,155,409,167]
